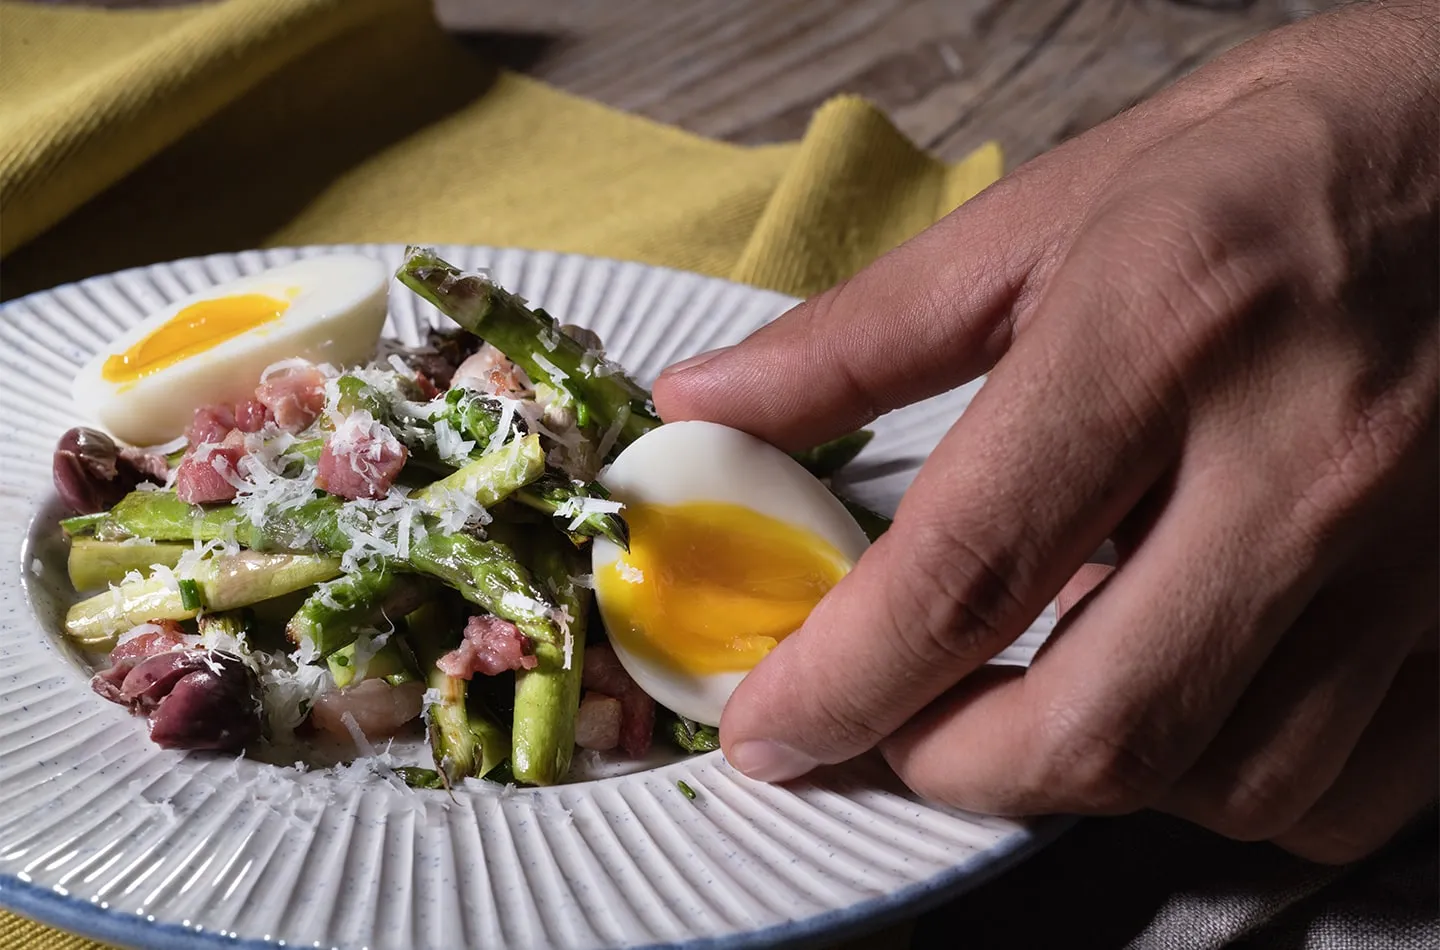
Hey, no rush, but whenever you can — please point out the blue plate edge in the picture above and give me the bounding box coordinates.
[0,816,1074,950]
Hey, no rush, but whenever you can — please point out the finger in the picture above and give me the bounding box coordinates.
[1272,653,1439,865]
[1057,563,1115,618]
[718,218,1198,782]
[1160,534,1438,841]
[652,173,1063,450]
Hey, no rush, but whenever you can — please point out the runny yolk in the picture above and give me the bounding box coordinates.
[101,293,290,383]
[596,500,850,674]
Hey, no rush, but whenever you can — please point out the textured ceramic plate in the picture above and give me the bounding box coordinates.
[0,245,1063,950]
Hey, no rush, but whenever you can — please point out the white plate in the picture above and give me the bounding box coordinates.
[0,245,1064,950]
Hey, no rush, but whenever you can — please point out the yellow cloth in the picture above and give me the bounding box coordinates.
[0,0,999,946]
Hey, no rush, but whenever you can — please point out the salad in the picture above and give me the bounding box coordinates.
[50,247,883,789]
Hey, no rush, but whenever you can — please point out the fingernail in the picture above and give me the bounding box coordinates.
[727,740,820,783]
[662,345,731,377]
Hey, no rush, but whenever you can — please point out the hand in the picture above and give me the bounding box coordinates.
[654,2,1438,864]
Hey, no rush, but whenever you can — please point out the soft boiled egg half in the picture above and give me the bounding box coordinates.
[72,255,389,446]
[592,421,872,726]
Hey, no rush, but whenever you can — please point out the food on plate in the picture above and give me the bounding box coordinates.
[592,422,870,726]
[71,255,388,446]
[49,247,886,786]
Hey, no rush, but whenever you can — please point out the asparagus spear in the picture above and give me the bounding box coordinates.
[327,636,418,689]
[836,494,892,542]
[791,430,874,478]
[105,491,257,546]
[670,715,721,754]
[409,433,545,507]
[396,247,660,449]
[65,552,342,646]
[95,489,562,636]
[513,474,629,549]
[59,512,109,537]
[67,538,189,591]
[406,533,559,641]
[287,568,428,657]
[407,602,509,782]
[510,536,589,786]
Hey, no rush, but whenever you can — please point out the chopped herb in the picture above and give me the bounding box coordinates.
[177,578,202,611]
[670,715,720,754]
[334,654,350,667]
[676,780,697,801]
[395,767,447,790]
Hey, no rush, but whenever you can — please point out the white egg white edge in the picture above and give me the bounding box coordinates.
[592,420,871,726]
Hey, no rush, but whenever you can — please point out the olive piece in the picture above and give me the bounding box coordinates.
[52,426,167,514]
[53,426,126,514]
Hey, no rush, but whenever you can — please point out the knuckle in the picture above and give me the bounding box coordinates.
[887,523,1030,671]
[1034,700,1176,814]
[1201,771,1312,842]
[1279,819,1393,866]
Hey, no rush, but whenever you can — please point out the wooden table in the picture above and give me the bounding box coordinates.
[59,0,1341,166]
[433,0,1341,166]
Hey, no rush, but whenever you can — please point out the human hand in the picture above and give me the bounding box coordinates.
[653,2,1438,864]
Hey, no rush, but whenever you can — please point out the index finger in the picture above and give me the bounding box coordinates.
[717,244,1183,780]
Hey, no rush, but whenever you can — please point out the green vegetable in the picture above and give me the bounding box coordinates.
[64,552,342,646]
[836,494,891,542]
[670,716,721,754]
[334,374,389,417]
[66,538,189,591]
[409,433,545,507]
[197,610,252,644]
[406,533,560,641]
[286,568,426,657]
[676,780,698,801]
[105,491,256,547]
[177,578,202,611]
[394,766,447,790]
[510,537,588,787]
[397,246,660,450]
[791,430,874,478]
[59,512,109,537]
[513,474,629,550]
[406,602,510,783]
[327,635,418,689]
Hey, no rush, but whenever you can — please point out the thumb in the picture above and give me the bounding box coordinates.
[652,180,1051,450]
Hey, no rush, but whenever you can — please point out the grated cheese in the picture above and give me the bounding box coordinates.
[531,352,568,382]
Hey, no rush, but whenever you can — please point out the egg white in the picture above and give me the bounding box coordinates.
[592,420,871,726]
[73,255,388,446]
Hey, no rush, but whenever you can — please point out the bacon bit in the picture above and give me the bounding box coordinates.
[574,692,622,751]
[255,363,327,433]
[582,644,655,757]
[315,415,408,501]
[234,398,271,433]
[414,372,441,401]
[452,344,532,397]
[174,429,246,503]
[436,615,537,679]
[187,404,237,446]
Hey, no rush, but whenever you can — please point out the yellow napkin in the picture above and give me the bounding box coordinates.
[0,0,998,301]
[0,0,999,946]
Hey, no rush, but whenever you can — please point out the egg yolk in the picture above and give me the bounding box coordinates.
[596,501,849,674]
[102,293,290,383]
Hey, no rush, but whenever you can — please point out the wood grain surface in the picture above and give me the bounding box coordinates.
[42,0,1344,164]
[434,0,1343,163]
